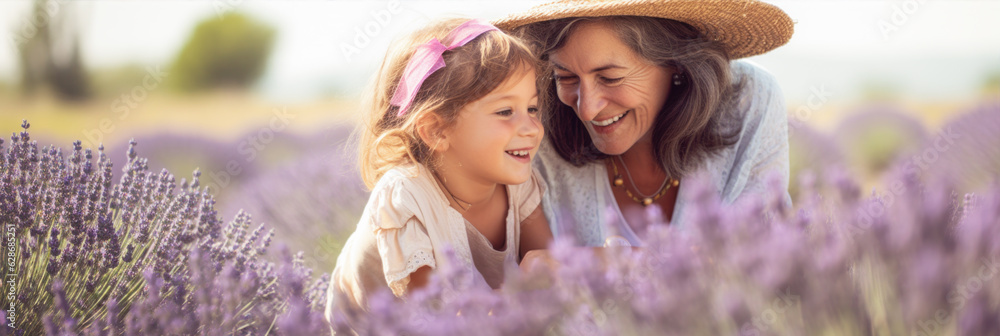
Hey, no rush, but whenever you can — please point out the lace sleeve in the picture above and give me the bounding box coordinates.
[368,175,437,297]
[374,216,436,298]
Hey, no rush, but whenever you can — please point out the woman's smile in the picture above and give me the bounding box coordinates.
[590,110,630,135]
[590,110,629,127]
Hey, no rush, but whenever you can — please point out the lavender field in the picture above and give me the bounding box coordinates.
[1,100,998,335]
[1,0,998,334]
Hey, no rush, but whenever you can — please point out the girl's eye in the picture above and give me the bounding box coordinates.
[528,106,540,115]
[600,76,624,84]
[495,109,513,117]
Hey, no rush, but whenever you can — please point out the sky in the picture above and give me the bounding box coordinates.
[1,0,999,105]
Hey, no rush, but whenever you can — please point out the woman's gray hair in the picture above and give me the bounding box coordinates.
[512,15,744,179]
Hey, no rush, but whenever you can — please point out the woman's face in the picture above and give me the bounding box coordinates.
[549,21,674,155]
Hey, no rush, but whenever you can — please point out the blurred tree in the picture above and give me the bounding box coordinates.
[169,12,277,92]
[16,0,91,101]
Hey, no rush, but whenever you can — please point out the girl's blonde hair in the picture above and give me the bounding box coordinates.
[357,18,544,189]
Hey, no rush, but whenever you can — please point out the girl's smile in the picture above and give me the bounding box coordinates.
[441,67,543,186]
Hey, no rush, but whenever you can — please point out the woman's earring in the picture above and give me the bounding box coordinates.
[673,73,683,86]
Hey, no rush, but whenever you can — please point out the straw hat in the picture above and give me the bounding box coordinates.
[492,0,794,59]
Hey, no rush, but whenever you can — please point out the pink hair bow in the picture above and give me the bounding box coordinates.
[390,19,499,117]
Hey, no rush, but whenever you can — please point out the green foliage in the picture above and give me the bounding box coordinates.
[90,64,149,98]
[859,80,898,102]
[847,127,909,174]
[981,70,1000,94]
[169,12,276,92]
[833,107,928,180]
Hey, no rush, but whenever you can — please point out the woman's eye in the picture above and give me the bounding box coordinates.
[553,74,579,84]
[600,76,624,84]
[528,106,540,115]
[495,109,513,117]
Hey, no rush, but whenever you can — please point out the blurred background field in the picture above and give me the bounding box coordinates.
[2,0,999,272]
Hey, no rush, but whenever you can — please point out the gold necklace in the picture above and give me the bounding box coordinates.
[608,157,678,206]
[433,171,472,211]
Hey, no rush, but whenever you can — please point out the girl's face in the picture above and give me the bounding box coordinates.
[548,21,674,155]
[443,68,542,185]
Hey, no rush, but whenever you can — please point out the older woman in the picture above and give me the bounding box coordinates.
[494,0,794,246]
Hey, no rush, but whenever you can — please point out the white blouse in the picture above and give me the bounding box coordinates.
[325,163,545,313]
[533,60,792,247]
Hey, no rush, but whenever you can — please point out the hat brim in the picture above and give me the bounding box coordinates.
[492,0,794,59]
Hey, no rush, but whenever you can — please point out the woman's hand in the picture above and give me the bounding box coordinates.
[518,246,644,273]
[519,249,558,273]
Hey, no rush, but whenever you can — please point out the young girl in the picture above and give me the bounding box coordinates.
[325,18,553,315]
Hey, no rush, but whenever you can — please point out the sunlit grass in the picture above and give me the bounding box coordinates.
[0,91,361,147]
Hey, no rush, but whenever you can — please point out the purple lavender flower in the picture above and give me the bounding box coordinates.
[833,104,929,179]
[327,133,1000,335]
[223,126,368,271]
[924,101,1000,193]
[1,120,327,336]
[787,119,847,199]
[104,133,240,191]
[7,107,1000,336]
